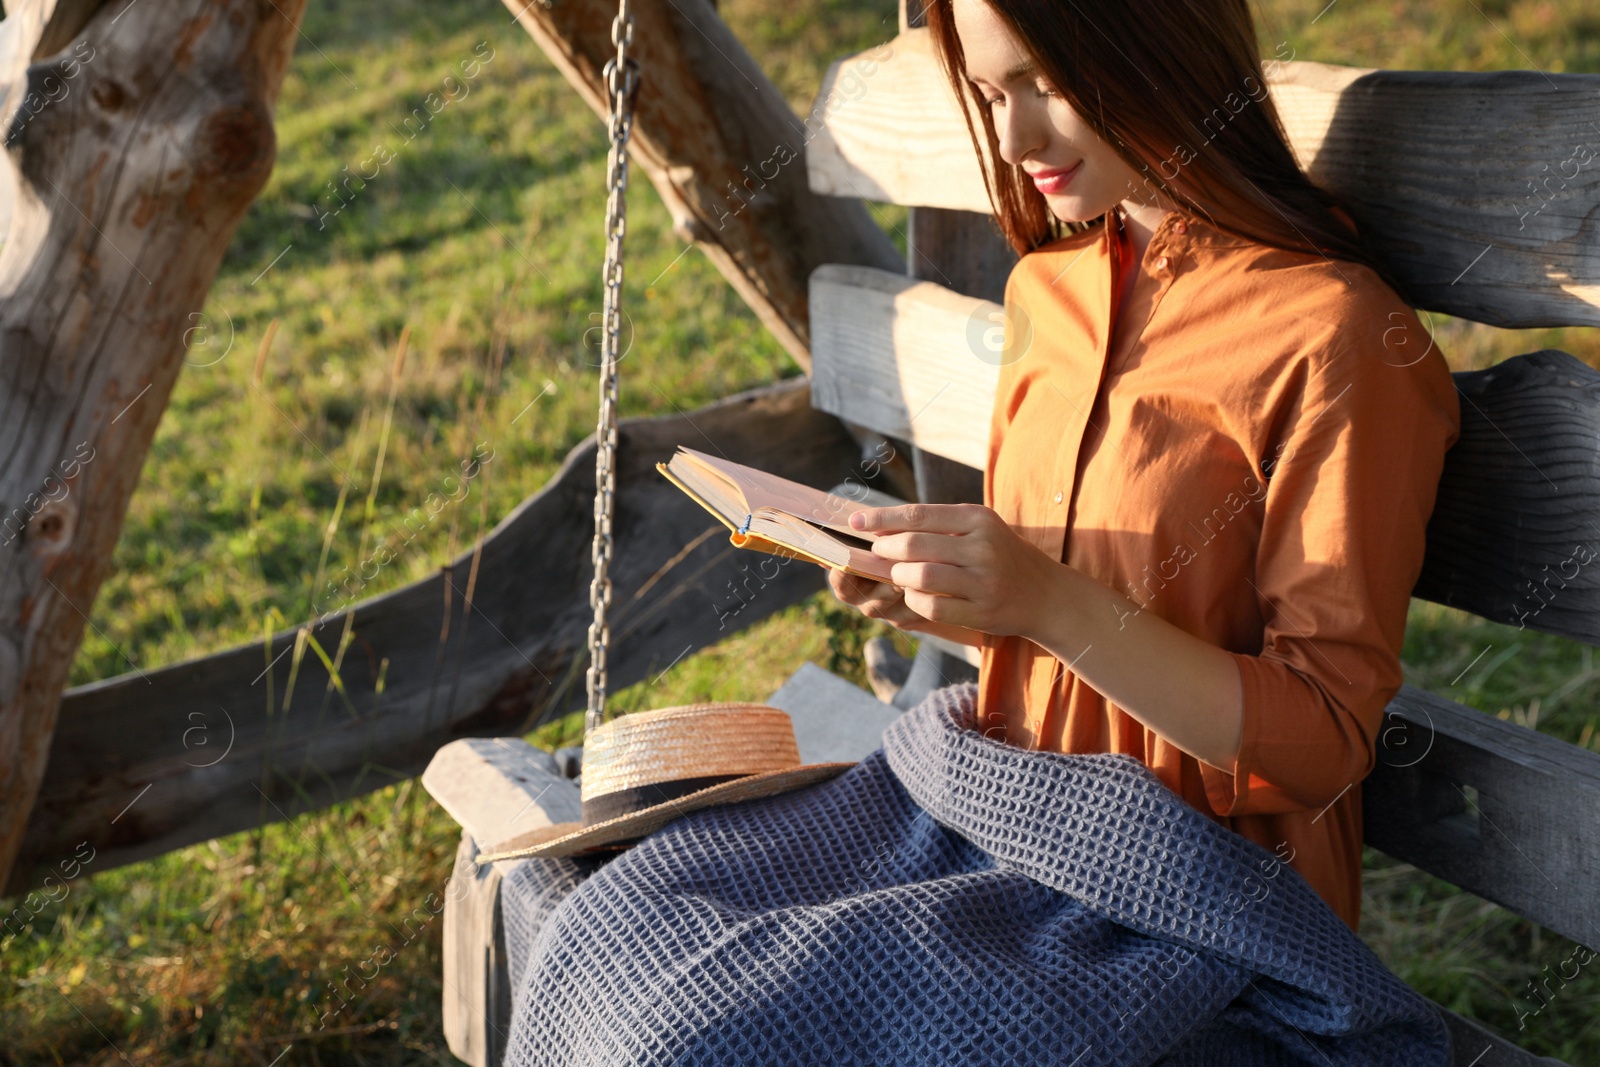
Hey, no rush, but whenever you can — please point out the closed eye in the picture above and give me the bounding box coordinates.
[970,81,1004,108]
[976,83,1057,107]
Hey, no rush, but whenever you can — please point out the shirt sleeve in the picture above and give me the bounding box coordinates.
[1198,304,1461,817]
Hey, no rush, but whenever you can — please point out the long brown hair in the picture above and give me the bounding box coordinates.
[924,0,1394,284]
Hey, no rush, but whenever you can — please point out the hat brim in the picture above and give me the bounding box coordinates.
[474,761,855,862]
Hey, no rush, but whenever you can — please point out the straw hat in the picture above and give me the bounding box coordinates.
[475,703,854,862]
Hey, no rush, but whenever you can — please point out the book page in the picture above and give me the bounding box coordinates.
[658,461,740,534]
[663,453,747,527]
[678,448,883,541]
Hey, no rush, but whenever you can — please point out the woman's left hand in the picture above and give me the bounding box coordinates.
[850,503,1062,639]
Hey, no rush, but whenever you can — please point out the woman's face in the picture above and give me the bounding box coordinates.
[951,0,1145,223]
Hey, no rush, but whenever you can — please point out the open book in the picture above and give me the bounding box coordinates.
[657,447,896,583]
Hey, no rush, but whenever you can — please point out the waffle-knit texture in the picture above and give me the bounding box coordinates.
[500,684,1451,1066]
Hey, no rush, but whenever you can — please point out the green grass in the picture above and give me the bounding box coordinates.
[3,0,1599,1062]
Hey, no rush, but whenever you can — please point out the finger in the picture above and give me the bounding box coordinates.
[828,568,887,603]
[870,530,971,564]
[859,597,919,627]
[826,567,856,598]
[853,582,906,610]
[859,594,925,629]
[848,502,982,536]
[889,560,972,598]
[851,582,903,613]
[902,587,971,626]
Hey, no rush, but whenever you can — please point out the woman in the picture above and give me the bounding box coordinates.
[828,0,1460,932]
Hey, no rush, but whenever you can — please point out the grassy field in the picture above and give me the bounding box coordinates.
[3,0,1599,1062]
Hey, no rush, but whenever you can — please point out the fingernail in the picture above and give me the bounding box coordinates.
[849,512,865,530]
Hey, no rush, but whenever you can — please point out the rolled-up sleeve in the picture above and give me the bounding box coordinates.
[1199,308,1461,816]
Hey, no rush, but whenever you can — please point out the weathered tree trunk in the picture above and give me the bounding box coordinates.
[501,0,904,371]
[0,0,304,891]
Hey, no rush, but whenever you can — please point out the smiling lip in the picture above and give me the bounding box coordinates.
[1028,161,1082,195]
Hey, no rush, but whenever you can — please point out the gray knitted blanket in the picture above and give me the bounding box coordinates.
[500,683,1451,1065]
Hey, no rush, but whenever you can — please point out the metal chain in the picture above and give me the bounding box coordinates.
[585,0,640,740]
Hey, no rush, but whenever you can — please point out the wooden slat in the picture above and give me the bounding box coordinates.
[904,205,1010,510]
[422,738,579,849]
[1441,1004,1571,1067]
[425,736,583,1067]
[805,27,990,212]
[442,832,514,1067]
[766,662,908,762]
[7,380,857,895]
[1274,64,1600,330]
[809,263,999,470]
[1367,684,1600,950]
[898,205,1002,696]
[1415,349,1600,645]
[907,205,1016,305]
[807,29,1600,328]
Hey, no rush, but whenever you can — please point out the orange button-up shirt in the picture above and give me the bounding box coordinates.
[978,208,1460,931]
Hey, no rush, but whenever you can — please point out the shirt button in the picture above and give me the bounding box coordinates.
[1053,490,1064,504]
[1156,255,1170,271]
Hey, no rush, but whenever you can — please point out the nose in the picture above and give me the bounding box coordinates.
[994,96,1048,168]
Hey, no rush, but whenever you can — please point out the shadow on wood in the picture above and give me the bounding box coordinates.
[1415,349,1600,644]
[1302,66,1600,328]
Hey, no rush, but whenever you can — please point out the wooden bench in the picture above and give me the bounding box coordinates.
[423,22,1599,1067]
